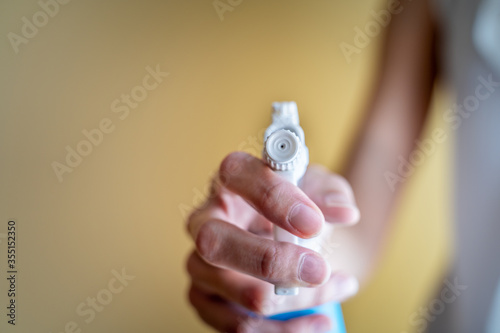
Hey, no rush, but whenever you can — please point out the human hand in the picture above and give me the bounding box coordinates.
[186,152,360,332]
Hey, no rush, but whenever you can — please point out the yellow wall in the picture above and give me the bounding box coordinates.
[0,1,450,332]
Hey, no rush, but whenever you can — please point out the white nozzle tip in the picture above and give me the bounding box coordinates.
[264,129,301,171]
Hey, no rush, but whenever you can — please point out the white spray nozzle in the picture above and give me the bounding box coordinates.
[263,101,313,296]
[264,129,301,171]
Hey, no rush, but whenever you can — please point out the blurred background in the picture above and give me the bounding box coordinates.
[0,0,450,332]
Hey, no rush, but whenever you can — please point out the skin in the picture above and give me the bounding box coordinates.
[187,154,359,332]
[186,0,437,331]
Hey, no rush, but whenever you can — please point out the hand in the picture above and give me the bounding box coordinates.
[186,152,360,332]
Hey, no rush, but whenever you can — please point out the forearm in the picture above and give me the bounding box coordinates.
[330,0,437,284]
[335,108,429,283]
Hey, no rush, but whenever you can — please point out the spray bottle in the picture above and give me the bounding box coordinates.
[262,101,346,333]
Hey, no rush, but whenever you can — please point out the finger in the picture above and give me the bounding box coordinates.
[186,251,268,312]
[219,152,324,238]
[301,165,360,226]
[188,284,248,333]
[188,250,358,312]
[193,219,331,287]
[186,183,257,239]
[188,284,332,333]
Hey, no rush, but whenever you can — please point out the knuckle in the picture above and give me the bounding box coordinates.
[258,243,280,281]
[219,151,245,183]
[260,180,286,215]
[195,220,221,264]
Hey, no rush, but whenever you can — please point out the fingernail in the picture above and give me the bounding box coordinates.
[313,317,332,333]
[323,192,351,207]
[288,204,323,236]
[299,254,329,285]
